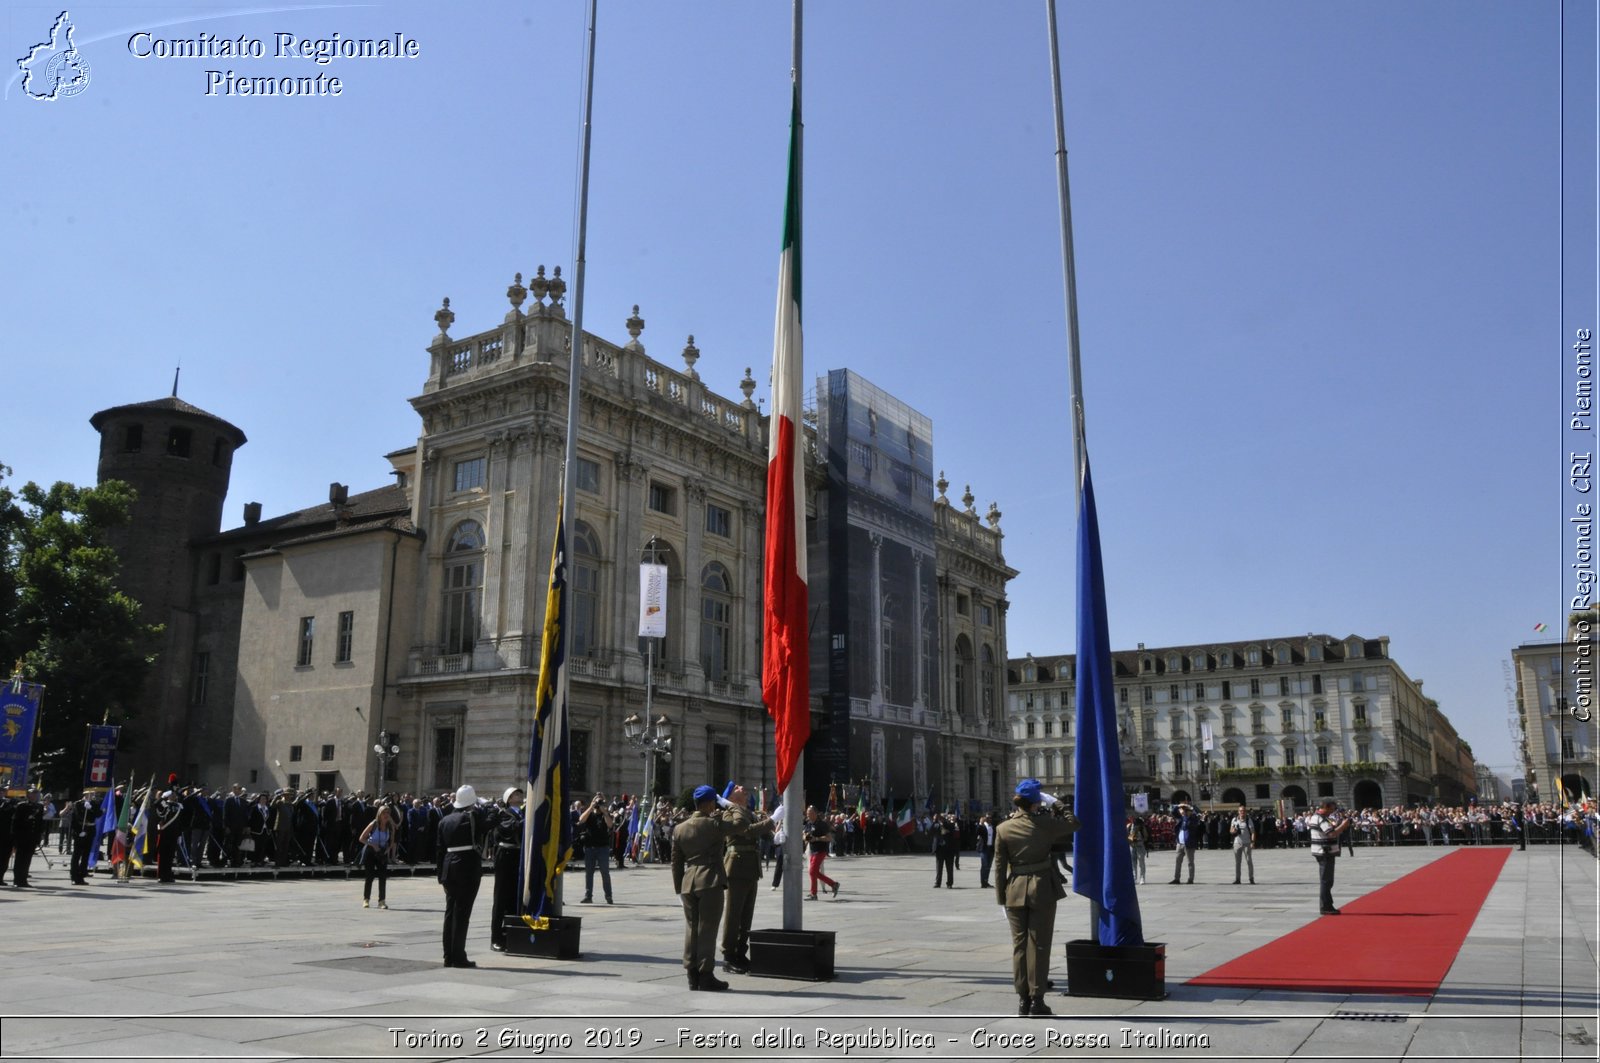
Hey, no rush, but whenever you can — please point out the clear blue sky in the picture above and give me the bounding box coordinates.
[4,2,1588,780]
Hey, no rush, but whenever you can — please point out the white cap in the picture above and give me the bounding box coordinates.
[502,787,524,804]
[453,784,477,809]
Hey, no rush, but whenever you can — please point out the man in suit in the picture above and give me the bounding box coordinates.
[716,781,773,975]
[222,785,248,868]
[932,813,959,888]
[10,790,47,888]
[69,793,99,884]
[994,778,1080,1017]
[673,784,738,991]
[1169,803,1202,884]
[436,784,489,968]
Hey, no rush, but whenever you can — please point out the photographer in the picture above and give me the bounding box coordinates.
[1307,797,1352,915]
[577,791,614,904]
[931,812,958,888]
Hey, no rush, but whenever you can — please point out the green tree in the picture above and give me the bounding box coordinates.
[0,465,160,792]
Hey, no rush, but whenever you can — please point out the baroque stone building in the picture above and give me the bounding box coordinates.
[94,269,1016,808]
[1007,633,1460,812]
[1511,610,1598,804]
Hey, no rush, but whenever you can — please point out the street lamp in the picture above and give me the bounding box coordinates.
[623,712,672,799]
[373,730,400,787]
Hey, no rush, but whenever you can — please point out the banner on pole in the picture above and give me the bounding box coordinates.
[638,563,668,638]
[0,678,44,793]
[84,725,121,789]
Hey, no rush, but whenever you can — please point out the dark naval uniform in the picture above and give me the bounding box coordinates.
[488,800,524,952]
[436,801,488,967]
[718,803,774,971]
[70,797,98,884]
[994,805,1079,1012]
[10,797,46,887]
[672,808,738,989]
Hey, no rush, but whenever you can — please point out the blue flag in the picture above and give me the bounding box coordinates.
[89,785,118,869]
[521,505,574,928]
[1070,458,1144,947]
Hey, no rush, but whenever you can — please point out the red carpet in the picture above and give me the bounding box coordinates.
[1188,848,1510,996]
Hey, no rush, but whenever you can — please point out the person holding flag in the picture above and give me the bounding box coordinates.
[716,780,774,975]
[994,778,1080,1017]
[69,790,105,884]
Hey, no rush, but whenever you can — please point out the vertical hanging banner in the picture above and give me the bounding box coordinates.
[638,563,668,639]
[83,725,121,790]
[0,678,44,793]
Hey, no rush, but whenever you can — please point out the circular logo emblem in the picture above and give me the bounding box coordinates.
[44,49,91,98]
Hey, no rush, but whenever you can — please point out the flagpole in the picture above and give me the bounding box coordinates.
[1046,0,1087,485]
[780,0,806,936]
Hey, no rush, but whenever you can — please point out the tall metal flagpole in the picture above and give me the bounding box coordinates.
[551,0,599,919]
[781,0,805,935]
[1046,0,1086,485]
[1045,0,1104,939]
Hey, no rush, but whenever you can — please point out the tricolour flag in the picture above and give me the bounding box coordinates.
[1070,457,1144,947]
[762,83,810,797]
[1533,622,1548,633]
[128,776,155,870]
[896,800,914,837]
[522,504,574,930]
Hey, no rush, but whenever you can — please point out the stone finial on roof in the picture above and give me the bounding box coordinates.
[962,484,975,514]
[986,501,1002,529]
[547,266,566,307]
[740,367,757,408]
[682,335,700,379]
[936,470,949,504]
[529,265,550,306]
[624,305,645,351]
[434,297,454,339]
[507,272,527,314]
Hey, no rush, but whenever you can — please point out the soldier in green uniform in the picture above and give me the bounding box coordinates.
[716,781,774,975]
[994,778,1080,1017]
[672,784,738,991]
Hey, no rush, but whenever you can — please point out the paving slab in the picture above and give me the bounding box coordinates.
[0,843,1594,1061]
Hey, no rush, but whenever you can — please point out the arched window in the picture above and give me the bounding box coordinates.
[441,520,484,654]
[953,635,975,716]
[981,644,997,716]
[700,561,732,682]
[571,521,601,659]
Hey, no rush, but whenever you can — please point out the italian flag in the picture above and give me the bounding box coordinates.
[896,801,915,837]
[763,84,810,796]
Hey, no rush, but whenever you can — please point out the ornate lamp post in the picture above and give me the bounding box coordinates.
[623,712,672,802]
[372,730,400,789]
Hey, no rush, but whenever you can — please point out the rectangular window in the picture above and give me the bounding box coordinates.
[1173,751,1185,774]
[1356,743,1370,762]
[1170,684,1180,701]
[286,772,300,790]
[712,744,731,792]
[956,595,970,616]
[296,617,315,667]
[1285,747,1297,767]
[1225,750,1237,769]
[1316,781,1335,797]
[166,426,192,458]
[1194,682,1205,699]
[1025,721,1036,738]
[1146,754,1158,775]
[336,610,354,663]
[576,456,601,494]
[453,457,486,492]
[320,744,335,761]
[1562,736,1577,759]
[980,604,993,627]
[1255,784,1271,800]
[289,745,303,763]
[123,425,143,452]
[1043,720,1054,737]
[431,727,457,792]
[1281,707,1294,729]
[705,502,731,538]
[191,651,210,706]
[1221,680,1232,699]
[1254,748,1266,768]
[1249,678,1261,697]
[1353,703,1368,722]
[648,481,676,515]
[1311,673,1323,695]
[1317,745,1330,765]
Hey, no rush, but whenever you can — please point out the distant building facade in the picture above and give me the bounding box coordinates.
[1007,634,1458,811]
[93,270,1016,808]
[1511,611,1598,805]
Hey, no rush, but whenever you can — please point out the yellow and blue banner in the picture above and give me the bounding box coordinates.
[521,504,574,929]
[0,675,44,792]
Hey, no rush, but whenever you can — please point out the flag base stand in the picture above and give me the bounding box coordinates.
[748,929,835,981]
[501,915,582,960]
[1064,940,1166,1000]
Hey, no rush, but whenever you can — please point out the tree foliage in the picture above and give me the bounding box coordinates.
[0,465,161,791]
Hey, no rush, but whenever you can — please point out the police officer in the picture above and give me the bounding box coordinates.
[994,778,1080,1017]
[488,787,525,953]
[673,784,738,991]
[10,790,47,888]
[437,784,489,968]
[716,781,773,975]
[153,790,183,883]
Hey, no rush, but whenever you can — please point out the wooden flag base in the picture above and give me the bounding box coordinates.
[501,915,582,959]
[1064,939,1166,1000]
[748,929,836,981]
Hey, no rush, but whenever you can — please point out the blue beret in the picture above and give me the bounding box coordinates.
[722,781,737,800]
[1015,778,1043,802]
[693,784,717,803]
